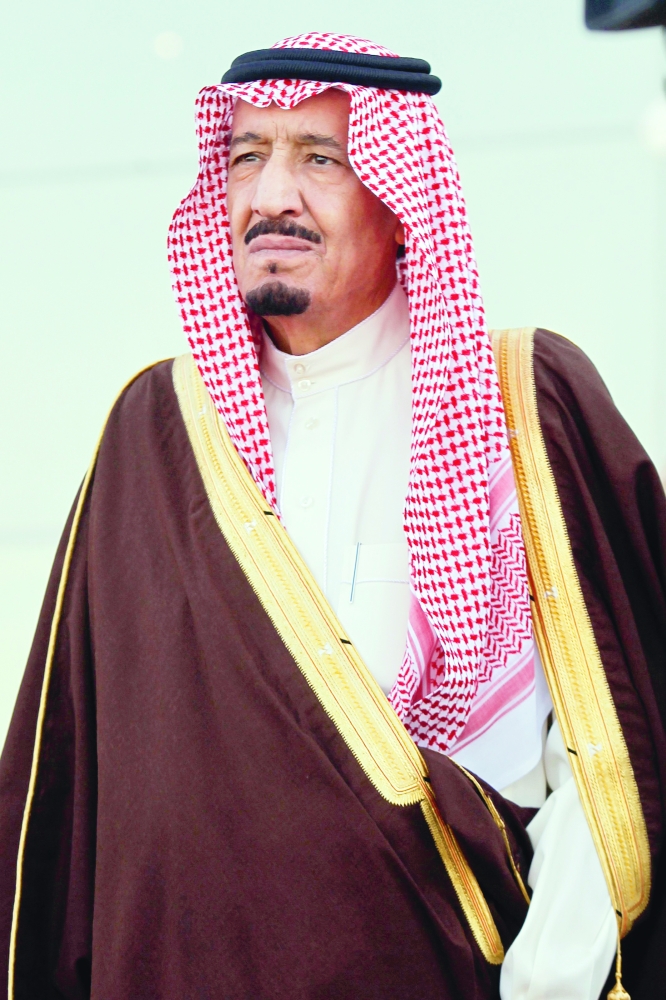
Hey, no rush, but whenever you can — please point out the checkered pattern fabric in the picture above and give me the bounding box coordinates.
[168,32,535,754]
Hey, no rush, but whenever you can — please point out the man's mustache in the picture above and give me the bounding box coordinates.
[244,218,323,246]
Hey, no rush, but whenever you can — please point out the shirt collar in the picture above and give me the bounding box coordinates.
[259,281,410,398]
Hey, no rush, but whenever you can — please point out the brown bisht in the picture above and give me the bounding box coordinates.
[0,329,665,999]
[492,329,666,1000]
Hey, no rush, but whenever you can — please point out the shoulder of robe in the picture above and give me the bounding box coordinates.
[528,328,647,458]
[107,357,176,418]
[531,327,615,408]
[97,357,178,441]
[81,358,181,486]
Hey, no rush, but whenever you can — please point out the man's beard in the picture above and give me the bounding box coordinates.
[243,217,318,316]
[245,281,311,317]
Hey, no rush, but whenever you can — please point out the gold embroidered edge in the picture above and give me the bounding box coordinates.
[172,352,505,965]
[7,359,171,1000]
[450,760,531,907]
[490,328,651,935]
[420,795,504,964]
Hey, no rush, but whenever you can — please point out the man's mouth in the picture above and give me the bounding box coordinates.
[243,218,323,259]
[248,235,317,255]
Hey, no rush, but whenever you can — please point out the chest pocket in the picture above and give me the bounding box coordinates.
[334,542,410,695]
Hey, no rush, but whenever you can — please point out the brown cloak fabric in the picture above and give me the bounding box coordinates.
[527,330,666,997]
[0,329,664,999]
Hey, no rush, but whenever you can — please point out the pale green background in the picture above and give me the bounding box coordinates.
[1,1,665,747]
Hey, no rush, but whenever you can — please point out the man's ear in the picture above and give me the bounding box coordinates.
[395,220,406,259]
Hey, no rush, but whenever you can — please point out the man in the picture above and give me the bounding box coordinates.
[1,32,665,1000]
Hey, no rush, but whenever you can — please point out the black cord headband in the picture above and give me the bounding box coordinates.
[221,47,442,96]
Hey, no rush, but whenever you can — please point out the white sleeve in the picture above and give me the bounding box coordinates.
[499,722,617,1000]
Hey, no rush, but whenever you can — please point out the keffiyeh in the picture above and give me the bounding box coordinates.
[168,32,542,775]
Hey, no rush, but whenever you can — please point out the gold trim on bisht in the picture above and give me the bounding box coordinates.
[490,327,651,938]
[8,361,169,1000]
[173,353,506,965]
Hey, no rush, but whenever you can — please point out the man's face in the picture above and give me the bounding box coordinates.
[227,90,403,334]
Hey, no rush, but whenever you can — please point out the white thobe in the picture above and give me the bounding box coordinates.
[258,282,617,999]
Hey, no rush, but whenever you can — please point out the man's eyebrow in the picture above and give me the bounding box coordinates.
[228,131,346,152]
[297,133,345,151]
[229,131,264,149]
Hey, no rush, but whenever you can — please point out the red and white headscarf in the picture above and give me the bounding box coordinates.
[168,32,547,783]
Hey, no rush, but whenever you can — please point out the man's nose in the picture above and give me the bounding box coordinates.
[250,152,303,218]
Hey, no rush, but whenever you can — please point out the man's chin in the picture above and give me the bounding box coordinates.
[245,281,311,317]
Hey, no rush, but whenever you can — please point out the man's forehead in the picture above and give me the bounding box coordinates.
[230,91,350,145]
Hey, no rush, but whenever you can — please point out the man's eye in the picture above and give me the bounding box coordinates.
[309,154,335,166]
[232,152,261,165]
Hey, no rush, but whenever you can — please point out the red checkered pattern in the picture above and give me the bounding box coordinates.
[168,32,533,753]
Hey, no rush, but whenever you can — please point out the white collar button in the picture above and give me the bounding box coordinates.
[259,282,410,395]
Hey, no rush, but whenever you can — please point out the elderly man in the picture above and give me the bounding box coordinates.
[1,32,665,1000]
